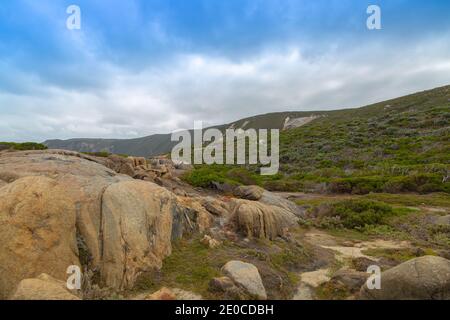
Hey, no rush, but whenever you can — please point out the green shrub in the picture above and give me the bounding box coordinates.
[263,179,303,192]
[312,199,396,230]
[0,142,48,151]
[333,199,394,229]
[226,168,257,185]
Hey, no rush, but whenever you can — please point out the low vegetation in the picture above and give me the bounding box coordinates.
[133,235,312,299]
[183,86,450,195]
[0,142,47,151]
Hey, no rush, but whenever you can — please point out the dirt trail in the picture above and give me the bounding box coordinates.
[293,229,412,300]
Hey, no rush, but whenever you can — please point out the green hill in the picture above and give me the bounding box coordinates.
[184,85,450,195]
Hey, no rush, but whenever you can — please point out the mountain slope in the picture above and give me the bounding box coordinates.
[184,85,450,194]
[44,111,322,157]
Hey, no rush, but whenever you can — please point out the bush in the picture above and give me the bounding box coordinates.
[226,168,257,185]
[334,200,394,229]
[329,177,386,195]
[263,179,302,192]
[312,199,395,230]
[0,142,48,151]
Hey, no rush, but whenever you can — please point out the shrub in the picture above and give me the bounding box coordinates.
[0,142,48,151]
[226,168,257,185]
[334,199,394,229]
[263,179,302,192]
[312,199,395,230]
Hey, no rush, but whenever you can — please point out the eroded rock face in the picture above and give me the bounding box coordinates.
[359,256,450,300]
[233,186,265,201]
[100,180,179,290]
[259,191,305,218]
[0,176,80,299]
[0,150,210,298]
[10,274,80,300]
[232,185,305,218]
[222,261,267,300]
[200,197,230,217]
[230,199,298,240]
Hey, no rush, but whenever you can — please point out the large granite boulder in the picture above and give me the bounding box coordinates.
[0,150,208,298]
[359,256,450,300]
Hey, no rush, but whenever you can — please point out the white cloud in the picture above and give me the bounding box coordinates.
[1,36,450,142]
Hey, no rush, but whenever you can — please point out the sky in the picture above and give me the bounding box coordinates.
[1,0,450,142]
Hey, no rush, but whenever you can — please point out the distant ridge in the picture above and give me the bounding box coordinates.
[44,111,318,157]
[44,85,450,157]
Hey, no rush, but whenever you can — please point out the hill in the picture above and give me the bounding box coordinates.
[43,111,320,157]
[184,85,450,194]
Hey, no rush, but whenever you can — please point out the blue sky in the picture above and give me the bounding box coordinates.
[1,0,450,141]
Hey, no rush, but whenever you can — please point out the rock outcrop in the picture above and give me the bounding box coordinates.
[10,274,80,300]
[233,185,265,201]
[100,180,180,290]
[233,185,305,217]
[359,256,450,300]
[0,150,211,298]
[230,199,298,240]
[0,176,80,299]
[222,261,267,300]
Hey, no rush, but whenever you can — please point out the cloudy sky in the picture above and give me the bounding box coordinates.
[1,0,450,142]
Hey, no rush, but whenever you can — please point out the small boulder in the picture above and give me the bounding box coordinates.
[332,269,369,293]
[10,274,80,300]
[359,256,450,300]
[233,185,265,201]
[144,287,176,300]
[222,261,267,300]
[201,235,222,249]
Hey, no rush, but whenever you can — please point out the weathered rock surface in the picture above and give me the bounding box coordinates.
[176,197,214,235]
[144,287,177,300]
[0,176,80,299]
[233,185,265,201]
[230,199,298,240]
[0,150,210,298]
[434,215,450,226]
[10,274,80,300]
[136,287,202,300]
[201,235,222,249]
[233,186,305,217]
[359,256,450,300]
[100,180,180,290]
[259,191,305,218]
[222,261,267,300]
[332,269,369,293]
[200,197,230,217]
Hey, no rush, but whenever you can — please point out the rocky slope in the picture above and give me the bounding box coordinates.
[0,149,307,300]
[1,149,449,300]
